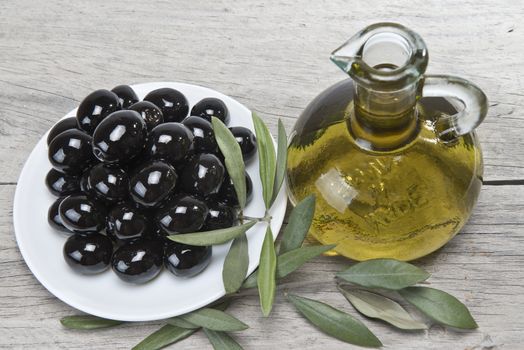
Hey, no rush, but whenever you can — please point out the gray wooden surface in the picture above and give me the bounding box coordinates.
[1,0,523,349]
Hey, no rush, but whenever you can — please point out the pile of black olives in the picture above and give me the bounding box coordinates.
[46,85,256,284]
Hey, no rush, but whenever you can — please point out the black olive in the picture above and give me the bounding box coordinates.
[229,126,257,163]
[48,129,95,175]
[129,160,177,207]
[92,110,147,164]
[156,195,208,234]
[128,101,164,130]
[87,163,129,203]
[47,117,79,145]
[143,88,189,122]
[58,195,106,233]
[48,197,73,234]
[216,171,253,207]
[76,89,120,134]
[111,85,139,109]
[63,233,113,274]
[164,242,212,277]
[181,116,218,153]
[112,239,164,284]
[106,203,152,242]
[146,123,194,164]
[45,169,81,196]
[179,153,225,197]
[190,97,229,125]
[204,201,238,230]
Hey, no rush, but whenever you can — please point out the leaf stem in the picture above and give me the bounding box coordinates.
[238,215,271,223]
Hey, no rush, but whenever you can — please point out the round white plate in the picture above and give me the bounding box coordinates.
[13,82,287,321]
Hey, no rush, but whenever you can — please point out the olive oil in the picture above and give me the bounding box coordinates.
[287,81,483,261]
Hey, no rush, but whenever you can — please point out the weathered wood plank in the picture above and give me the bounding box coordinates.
[0,0,522,182]
[1,0,523,349]
[1,184,523,349]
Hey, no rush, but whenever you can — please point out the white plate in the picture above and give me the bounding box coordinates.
[13,82,287,321]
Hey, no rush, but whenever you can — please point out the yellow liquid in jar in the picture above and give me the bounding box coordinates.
[287,98,482,261]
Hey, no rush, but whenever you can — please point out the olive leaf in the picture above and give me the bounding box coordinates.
[252,112,276,209]
[278,194,316,254]
[212,116,247,209]
[60,315,123,330]
[287,294,382,348]
[338,287,427,330]
[337,259,430,290]
[257,226,277,317]
[165,317,199,329]
[132,325,196,350]
[223,232,249,294]
[242,244,336,289]
[203,329,244,350]
[167,221,256,246]
[170,308,248,332]
[399,287,478,329]
[271,119,287,205]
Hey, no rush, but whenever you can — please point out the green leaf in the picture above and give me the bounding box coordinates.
[223,232,249,294]
[339,287,427,330]
[257,226,277,316]
[132,325,196,350]
[271,119,287,205]
[60,315,123,330]
[277,245,336,279]
[212,117,246,209]
[165,317,199,329]
[243,244,336,289]
[203,329,244,350]
[287,294,382,348]
[399,287,478,329]
[174,308,248,332]
[337,259,430,290]
[278,194,316,254]
[167,221,256,246]
[252,112,276,209]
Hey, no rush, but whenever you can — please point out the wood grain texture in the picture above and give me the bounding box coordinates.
[1,0,523,349]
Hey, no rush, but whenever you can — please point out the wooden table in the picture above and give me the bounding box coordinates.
[1,0,523,349]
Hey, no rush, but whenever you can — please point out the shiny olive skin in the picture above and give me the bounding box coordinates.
[128,101,164,130]
[111,85,139,109]
[58,195,106,233]
[63,233,113,274]
[204,201,238,230]
[179,153,225,197]
[45,169,81,196]
[76,89,120,134]
[48,197,73,234]
[92,110,147,164]
[48,129,95,175]
[87,163,129,202]
[230,126,257,163]
[190,97,229,124]
[216,171,253,207]
[106,203,152,242]
[129,160,177,207]
[143,88,189,122]
[181,116,218,153]
[164,242,212,277]
[156,195,208,234]
[112,239,164,284]
[47,117,79,145]
[146,123,194,164]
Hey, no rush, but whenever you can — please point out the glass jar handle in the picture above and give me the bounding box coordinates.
[421,75,488,140]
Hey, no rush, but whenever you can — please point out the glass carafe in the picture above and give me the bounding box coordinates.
[286,23,488,261]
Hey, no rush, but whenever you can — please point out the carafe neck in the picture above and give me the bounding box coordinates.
[331,23,429,151]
